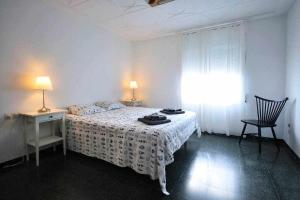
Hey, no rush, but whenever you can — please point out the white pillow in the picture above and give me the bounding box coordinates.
[68,104,105,116]
[95,101,126,110]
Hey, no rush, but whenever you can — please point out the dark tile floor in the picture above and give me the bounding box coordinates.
[0,133,300,200]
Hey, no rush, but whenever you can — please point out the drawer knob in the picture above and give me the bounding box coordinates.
[49,115,53,118]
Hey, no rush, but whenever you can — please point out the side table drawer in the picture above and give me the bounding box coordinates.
[121,100,143,107]
[38,113,63,123]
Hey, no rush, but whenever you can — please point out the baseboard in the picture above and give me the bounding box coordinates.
[201,131,285,142]
[242,133,285,143]
[0,156,24,169]
[281,140,300,159]
[0,145,64,169]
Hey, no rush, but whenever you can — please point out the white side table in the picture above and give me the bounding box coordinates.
[121,100,143,107]
[20,109,67,166]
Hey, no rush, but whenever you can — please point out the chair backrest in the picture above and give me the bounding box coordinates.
[255,95,288,124]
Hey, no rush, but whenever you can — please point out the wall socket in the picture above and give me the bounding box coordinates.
[4,113,18,120]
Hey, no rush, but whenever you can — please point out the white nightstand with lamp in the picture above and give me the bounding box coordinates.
[122,81,143,107]
[20,76,67,167]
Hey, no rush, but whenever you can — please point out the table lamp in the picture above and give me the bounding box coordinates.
[35,76,53,112]
[130,81,138,101]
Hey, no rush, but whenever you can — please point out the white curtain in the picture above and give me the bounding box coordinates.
[181,24,246,135]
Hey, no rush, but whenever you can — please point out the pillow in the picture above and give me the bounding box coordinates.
[68,104,105,116]
[95,101,126,110]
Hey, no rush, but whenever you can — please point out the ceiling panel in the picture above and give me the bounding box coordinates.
[57,0,295,41]
[68,0,123,22]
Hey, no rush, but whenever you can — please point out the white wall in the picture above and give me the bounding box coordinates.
[245,16,287,138]
[133,35,182,108]
[0,0,132,163]
[133,15,287,137]
[285,0,300,157]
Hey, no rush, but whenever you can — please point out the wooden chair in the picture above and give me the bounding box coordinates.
[239,95,288,153]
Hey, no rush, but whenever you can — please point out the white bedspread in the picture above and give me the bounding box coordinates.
[66,107,198,194]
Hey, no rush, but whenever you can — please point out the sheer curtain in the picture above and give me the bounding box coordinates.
[181,24,245,135]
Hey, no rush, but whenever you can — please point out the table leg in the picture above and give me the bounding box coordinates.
[35,119,40,167]
[51,121,56,152]
[62,116,66,156]
[23,117,29,161]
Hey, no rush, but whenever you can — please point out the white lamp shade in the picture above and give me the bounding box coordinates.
[130,81,138,89]
[35,76,53,90]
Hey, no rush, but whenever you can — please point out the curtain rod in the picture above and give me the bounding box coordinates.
[180,20,245,35]
[134,11,277,42]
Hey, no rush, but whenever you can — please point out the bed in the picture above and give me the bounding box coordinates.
[66,106,198,195]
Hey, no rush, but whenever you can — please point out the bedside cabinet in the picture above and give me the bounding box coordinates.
[121,100,143,107]
[20,109,67,166]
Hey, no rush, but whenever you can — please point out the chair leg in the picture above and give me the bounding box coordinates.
[271,127,280,150]
[258,127,262,153]
[239,123,247,144]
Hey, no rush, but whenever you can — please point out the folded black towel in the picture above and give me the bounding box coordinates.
[160,109,185,115]
[144,113,167,121]
[138,118,171,125]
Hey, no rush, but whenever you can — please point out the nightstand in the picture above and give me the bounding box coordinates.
[121,100,143,107]
[20,109,67,166]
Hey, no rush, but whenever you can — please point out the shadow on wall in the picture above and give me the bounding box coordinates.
[0,116,23,135]
[10,73,37,91]
[5,72,54,112]
[286,99,297,144]
[132,70,151,106]
[121,77,133,101]
[8,55,51,90]
[0,114,24,162]
[0,55,57,113]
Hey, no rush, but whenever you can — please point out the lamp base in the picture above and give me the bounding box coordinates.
[38,107,51,113]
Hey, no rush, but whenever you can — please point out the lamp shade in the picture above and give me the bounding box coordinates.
[130,81,138,89]
[35,76,53,90]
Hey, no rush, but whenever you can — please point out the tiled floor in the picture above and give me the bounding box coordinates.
[0,133,300,200]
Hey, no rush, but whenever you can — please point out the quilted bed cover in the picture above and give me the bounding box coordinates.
[66,107,198,194]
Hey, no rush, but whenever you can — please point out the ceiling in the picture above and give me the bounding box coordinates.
[57,0,295,41]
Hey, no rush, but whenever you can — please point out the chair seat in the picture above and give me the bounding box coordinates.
[241,119,277,127]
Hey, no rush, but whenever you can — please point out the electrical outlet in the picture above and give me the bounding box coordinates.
[4,113,19,120]
[244,94,248,103]
[4,113,13,120]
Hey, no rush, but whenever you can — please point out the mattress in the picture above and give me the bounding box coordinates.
[66,107,198,195]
